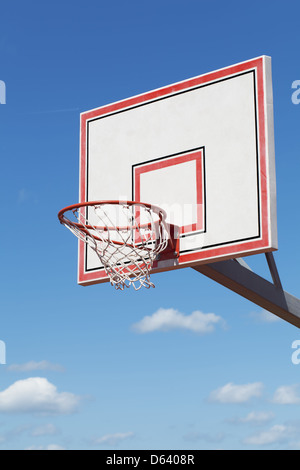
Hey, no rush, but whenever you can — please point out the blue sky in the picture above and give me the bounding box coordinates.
[1,0,300,450]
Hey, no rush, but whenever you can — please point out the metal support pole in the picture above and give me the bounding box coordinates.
[192,256,300,329]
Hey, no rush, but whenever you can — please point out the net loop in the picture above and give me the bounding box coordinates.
[58,201,170,290]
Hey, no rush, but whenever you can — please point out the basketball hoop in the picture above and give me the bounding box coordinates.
[58,200,171,290]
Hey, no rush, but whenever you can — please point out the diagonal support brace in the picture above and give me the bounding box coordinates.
[192,255,300,329]
[265,252,282,289]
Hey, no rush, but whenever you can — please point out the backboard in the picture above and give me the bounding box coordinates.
[78,55,277,286]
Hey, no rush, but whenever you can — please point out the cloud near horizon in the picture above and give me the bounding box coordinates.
[94,432,135,447]
[243,424,290,446]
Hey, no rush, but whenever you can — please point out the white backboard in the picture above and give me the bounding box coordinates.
[78,56,277,285]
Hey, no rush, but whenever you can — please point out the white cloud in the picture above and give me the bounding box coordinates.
[209,382,264,404]
[238,411,274,425]
[94,432,134,447]
[8,361,65,373]
[244,424,289,446]
[272,385,300,404]
[0,377,80,414]
[132,308,225,334]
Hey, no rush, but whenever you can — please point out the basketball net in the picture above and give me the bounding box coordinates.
[58,201,170,290]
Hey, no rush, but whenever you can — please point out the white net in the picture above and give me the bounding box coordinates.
[59,201,170,290]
